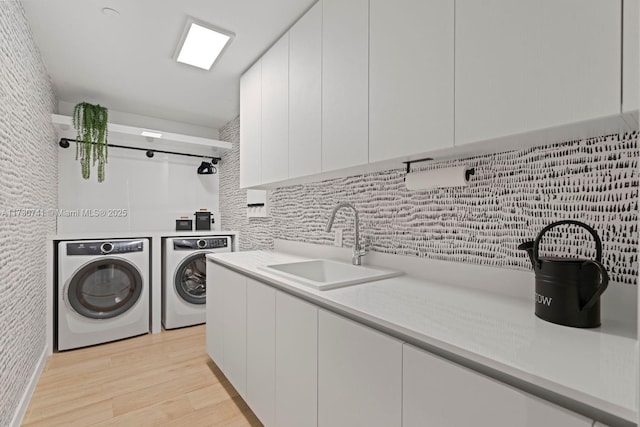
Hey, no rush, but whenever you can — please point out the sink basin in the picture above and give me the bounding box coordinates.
[261,259,402,290]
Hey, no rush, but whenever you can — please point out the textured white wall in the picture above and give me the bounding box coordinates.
[0,1,57,425]
[219,117,274,250]
[57,144,221,234]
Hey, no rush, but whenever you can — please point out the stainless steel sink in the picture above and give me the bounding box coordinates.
[261,259,402,290]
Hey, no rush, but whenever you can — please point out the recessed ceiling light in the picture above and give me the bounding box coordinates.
[141,130,163,138]
[175,19,233,70]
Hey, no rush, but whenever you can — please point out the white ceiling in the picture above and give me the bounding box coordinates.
[21,0,317,130]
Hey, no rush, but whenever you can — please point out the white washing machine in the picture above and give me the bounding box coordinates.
[57,239,150,351]
[163,236,232,329]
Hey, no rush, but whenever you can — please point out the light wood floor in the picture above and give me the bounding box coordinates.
[22,325,262,426]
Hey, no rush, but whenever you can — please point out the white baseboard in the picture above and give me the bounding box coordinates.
[10,346,47,427]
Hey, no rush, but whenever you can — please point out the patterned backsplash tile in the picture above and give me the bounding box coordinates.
[219,117,638,286]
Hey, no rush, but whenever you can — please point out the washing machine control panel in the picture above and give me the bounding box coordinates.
[173,237,230,250]
[66,240,144,255]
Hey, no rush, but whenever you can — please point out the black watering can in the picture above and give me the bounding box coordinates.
[518,220,609,328]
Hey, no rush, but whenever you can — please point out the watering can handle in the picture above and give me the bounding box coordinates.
[532,220,603,269]
[580,260,609,311]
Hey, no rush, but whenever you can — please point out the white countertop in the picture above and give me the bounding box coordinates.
[207,250,638,424]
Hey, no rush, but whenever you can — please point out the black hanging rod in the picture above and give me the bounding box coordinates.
[59,138,221,163]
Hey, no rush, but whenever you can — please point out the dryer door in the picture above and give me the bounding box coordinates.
[174,253,207,305]
[67,258,143,319]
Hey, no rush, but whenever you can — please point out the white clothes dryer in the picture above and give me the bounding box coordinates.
[163,236,232,329]
[57,239,150,351]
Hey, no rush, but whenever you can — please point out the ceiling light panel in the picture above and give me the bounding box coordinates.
[141,130,163,138]
[176,20,233,70]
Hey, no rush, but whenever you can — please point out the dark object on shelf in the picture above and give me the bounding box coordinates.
[518,220,609,328]
[194,211,212,231]
[175,219,193,231]
[197,161,217,175]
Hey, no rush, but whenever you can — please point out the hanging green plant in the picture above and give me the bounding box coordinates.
[72,102,109,182]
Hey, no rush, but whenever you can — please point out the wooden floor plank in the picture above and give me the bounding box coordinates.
[162,397,262,427]
[23,326,262,427]
[92,396,195,427]
[22,399,113,427]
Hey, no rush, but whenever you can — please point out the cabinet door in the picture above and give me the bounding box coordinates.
[246,278,276,427]
[403,344,592,427]
[205,261,227,365]
[318,310,402,427]
[455,0,621,145]
[261,34,290,184]
[275,292,318,427]
[240,60,262,188]
[322,0,369,172]
[289,2,322,178]
[369,0,454,162]
[221,267,247,398]
[623,0,639,113]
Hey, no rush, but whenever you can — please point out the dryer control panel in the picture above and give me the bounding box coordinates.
[173,237,230,250]
[66,240,144,255]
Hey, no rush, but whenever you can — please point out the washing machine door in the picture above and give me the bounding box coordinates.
[67,258,143,319]
[174,253,207,305]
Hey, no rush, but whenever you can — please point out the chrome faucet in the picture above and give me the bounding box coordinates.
[326,202,368,265]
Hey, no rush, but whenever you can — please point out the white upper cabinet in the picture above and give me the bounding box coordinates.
[321,0,369,172]
[289,2,322,178]
[369,0,454,162]
[239,60,262,188]
[455,0,622,145]
[623,0,639,113]
[403,344,592,427]
[261,34,290,184]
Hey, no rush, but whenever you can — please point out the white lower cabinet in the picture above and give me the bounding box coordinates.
[246,278,276,426]
[205,261,226,365]
[318,309,402,427]
[207,262,317,426]
[208,263,598,427]
[402,344,592,427]
[275,292,318,427]
[221,269,247,398]
[205,262,247,398]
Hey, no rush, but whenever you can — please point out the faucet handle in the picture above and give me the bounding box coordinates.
[362,237,371,250]
[357,237,370,255]
[352,238,369,266]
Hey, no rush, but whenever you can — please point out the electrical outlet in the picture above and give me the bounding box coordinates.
[334,228,343,247]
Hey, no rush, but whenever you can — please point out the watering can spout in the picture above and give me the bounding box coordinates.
[518,241,535,268]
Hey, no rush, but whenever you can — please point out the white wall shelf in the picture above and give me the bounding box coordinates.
[51,114,232,158]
